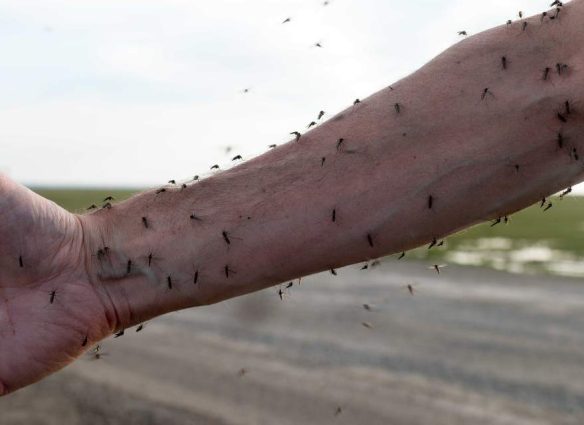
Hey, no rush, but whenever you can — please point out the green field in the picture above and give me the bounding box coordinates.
[34,188,584,278]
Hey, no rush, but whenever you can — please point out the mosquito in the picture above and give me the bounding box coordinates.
[428,238,437,249]
[318,111,325,120]
[87,345,109,361]
[307,121,317,129]
[458,31,467,36]
[398,252,405,260]
[290,131,301,142]
[557,63,568,75]
[429,264,447,274]
[481,88,494,101]
[232,155,242,161]
[403,283,417,295]
[225,265,235,278]
[103,196,114,202]
[560,187,572,199]
[114,329,125,338]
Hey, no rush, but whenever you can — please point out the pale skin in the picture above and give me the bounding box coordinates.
[1,1,584,396]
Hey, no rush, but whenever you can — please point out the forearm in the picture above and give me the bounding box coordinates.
[79,3,584,332]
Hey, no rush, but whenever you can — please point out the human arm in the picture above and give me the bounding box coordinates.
[1,0,583,396]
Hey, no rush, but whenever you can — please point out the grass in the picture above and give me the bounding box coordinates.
[33,188,584,277]
[34,188,139,214]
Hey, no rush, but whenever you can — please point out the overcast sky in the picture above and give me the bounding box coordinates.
[2,0,575,191]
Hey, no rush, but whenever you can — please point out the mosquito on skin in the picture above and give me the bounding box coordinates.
[290,131,301,142]
[560,187,572,199]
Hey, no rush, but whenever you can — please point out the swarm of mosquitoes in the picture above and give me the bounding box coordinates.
[65,0,574,341]
[17,1,578,416]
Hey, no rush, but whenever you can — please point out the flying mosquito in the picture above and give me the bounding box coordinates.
[87,345,109,361]
[429,264,448,274]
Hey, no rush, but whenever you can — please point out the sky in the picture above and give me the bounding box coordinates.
[1,0,578,191]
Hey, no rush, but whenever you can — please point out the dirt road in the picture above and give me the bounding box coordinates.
[3,260,584,424]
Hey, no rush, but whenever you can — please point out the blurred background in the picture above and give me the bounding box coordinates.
[3,0,584,424]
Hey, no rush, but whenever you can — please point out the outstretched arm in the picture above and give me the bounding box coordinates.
[1,0,583,396]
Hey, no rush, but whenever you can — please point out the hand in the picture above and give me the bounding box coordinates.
[0,174,111,396]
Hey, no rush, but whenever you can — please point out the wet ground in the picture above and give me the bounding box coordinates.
[3,260,584,424]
